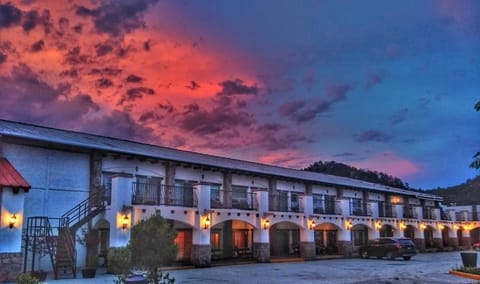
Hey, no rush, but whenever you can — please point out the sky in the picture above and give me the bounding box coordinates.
[0,0,479,189]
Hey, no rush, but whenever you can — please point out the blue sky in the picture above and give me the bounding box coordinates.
[0,0,479,189]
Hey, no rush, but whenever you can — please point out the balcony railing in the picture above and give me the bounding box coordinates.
[349,202,371,217]
[211,189,257,210]
[378,205,397,218]
[269,191,303,213]
[132,182,197,207]
[313,201,342,215]
[422,207,436,220]
[403,206,417,219]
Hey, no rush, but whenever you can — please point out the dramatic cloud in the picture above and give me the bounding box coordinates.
[0,3,22,28]
[217,79,257,96]
[355,130,393,143]
[75,0,159,36]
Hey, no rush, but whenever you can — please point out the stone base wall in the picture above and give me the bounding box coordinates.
[433,238,443,248]
[462,237,472,249]
[254,242,270,263]
[448,237,458,248]
[191,244,211,268]
[0,252,23,282]
[337,240,352,257]
[414,238,425,252]
[299,242,315,260]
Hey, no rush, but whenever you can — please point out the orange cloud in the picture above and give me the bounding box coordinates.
[349,152,421,179]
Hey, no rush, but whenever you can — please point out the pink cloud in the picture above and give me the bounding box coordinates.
[349,152,421,179]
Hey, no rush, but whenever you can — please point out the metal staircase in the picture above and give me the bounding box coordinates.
[24,188,107,279]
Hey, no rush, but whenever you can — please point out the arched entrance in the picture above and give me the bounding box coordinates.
[404,225,415,240]
[270,221,300,257]
[210,220,255,260]
[93,218,110,266]
[470,227,480,244]
[424,226,435,248]
[379,224,394,237]
[441,226,450,247]
[351,224,369,247]
[457,227,464,247]
[314,223,340,255]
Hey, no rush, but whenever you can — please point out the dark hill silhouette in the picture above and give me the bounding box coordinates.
[428,176,480,205]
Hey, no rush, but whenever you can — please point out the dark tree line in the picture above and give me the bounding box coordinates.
[303,160,409,189]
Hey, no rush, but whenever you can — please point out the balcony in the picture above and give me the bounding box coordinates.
[378,205,397,218]
[269,191,303,213]
[349,202,371,217]
[403,206,417,219]
[210,189,257,210]
[422,207,436,220]
[132,182,196,207]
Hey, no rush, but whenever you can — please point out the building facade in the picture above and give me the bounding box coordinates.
[0,119,478,281]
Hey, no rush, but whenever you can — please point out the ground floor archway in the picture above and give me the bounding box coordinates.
[314,223,340,255]
[270,222,300,257]
[380,224,394,237]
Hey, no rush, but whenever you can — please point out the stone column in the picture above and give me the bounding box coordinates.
[462,230,472,250]
[432,228,443,249]
[369,201,379,218]
[254,190,270,262]
[415,226,426,252]
[337,223,352,257]
[300,195,315,260]
[448,228,458,248]
[191,183,212,267]
[108,174,133,247]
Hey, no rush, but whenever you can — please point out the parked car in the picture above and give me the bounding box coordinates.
[473,242,480,250]
[359,237,416,260]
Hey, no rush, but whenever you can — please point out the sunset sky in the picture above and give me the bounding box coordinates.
[0,0,479,189]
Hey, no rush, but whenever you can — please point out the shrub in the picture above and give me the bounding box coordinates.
[107,247,131,277]
[16,272,42,284]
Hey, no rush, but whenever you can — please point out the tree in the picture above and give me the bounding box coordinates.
[129,214,177,283]
[471,101,480,169]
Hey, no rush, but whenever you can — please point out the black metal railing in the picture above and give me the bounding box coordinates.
[313,201,341,215]
[379,205,396,218]
[403,206,417,219]
[269,191,303,213]
[210,189,257,210]
[349,202,371,216]
[456,212,467,221]
[422,207,436,220]
[132,182,197,207]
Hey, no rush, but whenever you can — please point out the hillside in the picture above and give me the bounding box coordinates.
[303,160,409,189]
[303,160,480,205]
[428,176,480,205]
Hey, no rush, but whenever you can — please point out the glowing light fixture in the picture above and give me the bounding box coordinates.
[203,215,210,230]
[420,223,427,230]
[9,214,17,229]
[309,219,316,230]
[345,220,353,230]
[122,214,129,230]
[263,219,270,230]
[400,222,407,230]
[375,221,382,231]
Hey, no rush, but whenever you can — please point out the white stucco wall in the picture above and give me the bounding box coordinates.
[3,144,90,219]
[0,188,25,253]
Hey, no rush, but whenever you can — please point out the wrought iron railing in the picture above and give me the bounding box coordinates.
[313,200,342,215]
[379,205,397,218]
[403,206,417,219]
[269,191,304,213]
[132,182,197,207]
[210,189,257,210]
[349,202,372,216]
[422,207,436,220]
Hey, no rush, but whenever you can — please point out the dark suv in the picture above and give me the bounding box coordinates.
[359,237,416,260]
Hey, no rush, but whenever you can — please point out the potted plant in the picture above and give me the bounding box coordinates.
[26,236,50,281]
[77,226,99,278]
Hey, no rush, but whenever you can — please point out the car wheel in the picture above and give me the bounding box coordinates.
[403,256,411,261]
[386,251,394,260]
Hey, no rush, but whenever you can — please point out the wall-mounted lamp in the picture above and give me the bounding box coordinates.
[438,224,445,230]
[9,214,17,229]
[454,225,460,231]
[263,219,270,230]
[309,219,316,230]
[465,224,473,231]
[203,215,210,230]
[400,222,407,230]
[375,221,382,231]
[420,223,427,230]
[345,220,353,230]
[122,214,129,231]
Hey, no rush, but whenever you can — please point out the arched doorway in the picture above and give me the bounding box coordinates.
[457,228,464,247]
[470,227,480,244]
[424,226,435,248]
[210,220,255,260]
[314,223,340,255]
[351,224,369,247]
[404,225,415,240]
[380,224,394,237]
[93,218,110,266]
[270,221,300,257]
[441,226,450,247]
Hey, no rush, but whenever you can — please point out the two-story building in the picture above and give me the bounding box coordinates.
[0,119,478,281]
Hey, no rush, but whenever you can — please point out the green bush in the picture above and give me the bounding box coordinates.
[107,247,131,276]
[453,266,480,275]
[16,272,42,284]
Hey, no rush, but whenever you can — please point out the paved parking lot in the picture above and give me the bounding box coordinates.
[47,251,477,284]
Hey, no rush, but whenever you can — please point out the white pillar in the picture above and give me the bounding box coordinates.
[369,202,379,218]
[108,174,133,247]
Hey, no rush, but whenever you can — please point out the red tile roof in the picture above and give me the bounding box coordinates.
[0,158,31,190]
